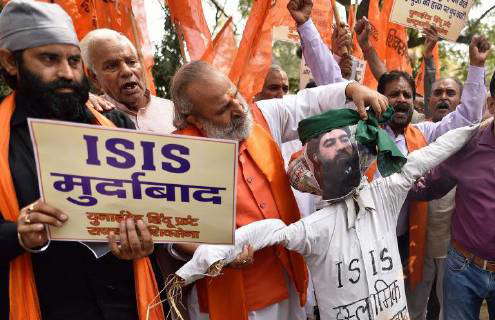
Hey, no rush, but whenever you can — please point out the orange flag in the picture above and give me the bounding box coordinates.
[165,0,212,61]
[201,17,238,76]
[415,44,440,96]
[348,4,363,59]
[382,0,412,74]
[363,0,382,89]
[230,0,334,102]
[17,0,157,94]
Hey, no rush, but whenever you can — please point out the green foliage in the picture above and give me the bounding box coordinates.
[272,40,302,93]
[152,3,183,99]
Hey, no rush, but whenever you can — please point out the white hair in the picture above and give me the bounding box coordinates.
[80,28,136,73]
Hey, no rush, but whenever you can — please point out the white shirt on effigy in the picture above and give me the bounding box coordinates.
[281,176,409,320]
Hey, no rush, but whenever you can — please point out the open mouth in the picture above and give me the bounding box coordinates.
[121,81,139,93]
[436,102,450,110]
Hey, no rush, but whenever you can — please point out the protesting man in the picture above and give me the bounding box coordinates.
[406,27,466,320]
[289,0,346,85]
[411,70,495,320]
[80,29,175,133]
[366,34,488,297]
[169,60,388,320]
[0,2,164,319]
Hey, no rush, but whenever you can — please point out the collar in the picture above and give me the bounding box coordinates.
[343,177,376,229]
[478,121,495,148]
[102,89,151,116]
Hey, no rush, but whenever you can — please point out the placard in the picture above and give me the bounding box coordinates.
[389,0,475,41]
[29,119,237,244]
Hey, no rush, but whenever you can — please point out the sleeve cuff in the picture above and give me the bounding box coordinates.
[466,65,485,84]
[297,18,319,43]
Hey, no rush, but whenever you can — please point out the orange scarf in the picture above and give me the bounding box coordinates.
[365,125,428,289]
[0,94,164,320]
[174,123,308,320]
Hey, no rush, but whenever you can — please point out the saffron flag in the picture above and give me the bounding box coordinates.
[362,0,383,89]
[230,0,334,102]
[201,17,238,76]
[12,0,157,94]
[165,0,212,61]
[382,0,412,74]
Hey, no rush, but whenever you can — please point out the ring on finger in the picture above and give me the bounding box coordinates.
[27,203,36,213]
[24,214,31,224]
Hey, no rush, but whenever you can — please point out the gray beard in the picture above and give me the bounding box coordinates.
[198,109,253,141]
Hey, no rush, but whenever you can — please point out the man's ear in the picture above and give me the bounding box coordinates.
[186,114,203,131]
[0,48,18,77]
[87,68,101,91]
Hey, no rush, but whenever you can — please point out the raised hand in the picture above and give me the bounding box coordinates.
[423,25,439,58]
[332,22,352,57]
[355,17,371,52]
[469,35,491,67]
[287,0,313,26]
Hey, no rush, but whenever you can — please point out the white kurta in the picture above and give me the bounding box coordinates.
[186,81,351,320]
[177,124,478,320]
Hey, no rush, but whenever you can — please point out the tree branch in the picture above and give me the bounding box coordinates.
[208,0,229,19]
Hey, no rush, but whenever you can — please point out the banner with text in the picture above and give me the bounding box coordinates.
[389,0,475,41]
[29,119,237,244]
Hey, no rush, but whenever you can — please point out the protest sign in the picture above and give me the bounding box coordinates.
[28,119,237,245]
[389,0,475,41]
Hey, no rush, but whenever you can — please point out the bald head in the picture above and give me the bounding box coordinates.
[430,77,463,122]
[254,65,289,101]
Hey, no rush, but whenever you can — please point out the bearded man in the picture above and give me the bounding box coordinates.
[169,60,388,320]
[369,36,489,306]
[0,2,164,320]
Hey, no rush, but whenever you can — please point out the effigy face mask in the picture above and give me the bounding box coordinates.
[289,125,376,202]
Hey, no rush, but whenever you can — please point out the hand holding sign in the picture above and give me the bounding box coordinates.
[287,0,313,26]
[469,35,491,68]
[108,219,154,260]
[17,200,68,249]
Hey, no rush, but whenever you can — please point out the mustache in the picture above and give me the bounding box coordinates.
[45,79,83,93]
[436,101,450,110]
[393,103,412,113]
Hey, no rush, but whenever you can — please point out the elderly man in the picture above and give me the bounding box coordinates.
[0,2,164,320]
[253,65,289,101]
[169,60,387,320]
[80,29,174,133]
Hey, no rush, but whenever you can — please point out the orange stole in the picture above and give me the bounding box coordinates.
[0,94,164,320]
[174,124,308,320]
[365,125,428,289]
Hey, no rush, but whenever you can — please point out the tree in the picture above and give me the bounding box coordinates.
[152,2,183,99]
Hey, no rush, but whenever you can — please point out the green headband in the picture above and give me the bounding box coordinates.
[298,107,406,177]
